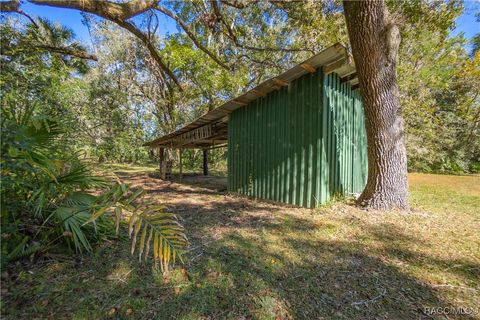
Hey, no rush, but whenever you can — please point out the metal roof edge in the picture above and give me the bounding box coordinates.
[144,43,356,147]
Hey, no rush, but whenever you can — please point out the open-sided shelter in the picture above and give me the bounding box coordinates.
[145,43,367,208]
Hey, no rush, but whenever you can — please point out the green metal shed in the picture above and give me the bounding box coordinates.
[145,43,367,208]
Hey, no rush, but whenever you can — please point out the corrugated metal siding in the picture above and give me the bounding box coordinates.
[228,71,367,208]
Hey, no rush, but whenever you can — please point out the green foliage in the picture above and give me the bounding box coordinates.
[0,112,187,268]
[473,11,480,56]
[0,114,111,261]
[0,17,187,270]
[398,15,480,173]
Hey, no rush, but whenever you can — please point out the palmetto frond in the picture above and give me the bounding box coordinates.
[83,184,188,272]
[2,114,187,270]
[54,207,92,252]
[55,158,107,188]
[128,207,188,273]
[24,118,63,147]
[5,236,44,263]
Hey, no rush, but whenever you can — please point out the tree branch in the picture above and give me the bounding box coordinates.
[27,0,182,89]
[213,0,315,55]
[220,0,256,9]
[5,0,312,88]
[28,0,157,20]
[112,18,182,89]
[234,42,315,54]
[155,4,231,70]
[0,0,39,27]
[35,45,98,61]
[237,54,283,70]
[0,0,19,12]
[211,0,237,42]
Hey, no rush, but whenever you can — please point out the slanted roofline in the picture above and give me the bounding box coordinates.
[144,43,358,149]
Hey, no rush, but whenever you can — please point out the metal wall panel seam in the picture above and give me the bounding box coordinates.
[227,70,367,207]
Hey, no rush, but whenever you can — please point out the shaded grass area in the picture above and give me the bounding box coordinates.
[1,169,479,319]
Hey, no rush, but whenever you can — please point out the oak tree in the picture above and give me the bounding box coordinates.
[343,0,410,210]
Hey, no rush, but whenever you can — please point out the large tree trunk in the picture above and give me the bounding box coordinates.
[343,0,410,211]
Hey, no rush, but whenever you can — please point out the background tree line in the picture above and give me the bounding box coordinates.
[3,0,477,173]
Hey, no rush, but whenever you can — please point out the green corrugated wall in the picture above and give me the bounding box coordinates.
[227,71,367,208]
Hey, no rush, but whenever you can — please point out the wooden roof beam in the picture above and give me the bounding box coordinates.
[218,115,229,123]
[350,78,359,86]
[252,89,266,97]
[231,99,248,106]
[341,72,357,83]
[324,58,347,75]
[273,78,289,87]
[218,107,233,114]
[271,78,289,91]
[300,63,316,73]
[202,143,228,151]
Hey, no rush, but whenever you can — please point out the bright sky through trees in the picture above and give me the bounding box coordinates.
[21,1,180,42]
[20,0,479,46]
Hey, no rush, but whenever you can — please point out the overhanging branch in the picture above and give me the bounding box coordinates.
[213,0,315,55]
[0,0,38,27]
[155,4,231,70]
[25,0,182,89]
[0,0,19,12]
[36,45,98,61]
[28,0,157,20]
[3,0,313,88]
[112,18,182,89]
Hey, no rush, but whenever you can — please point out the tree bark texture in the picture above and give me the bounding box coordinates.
[343,0,410,210]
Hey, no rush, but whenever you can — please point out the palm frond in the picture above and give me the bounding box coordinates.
[62,192,97,207]
[28,18,75,47]
[25,149,59,181]
[128,209,188,273]
[54,207,92,252]
[25,118,63,148]
[5,236,45,262]
[56,161,107,188]
[83,184,188,273]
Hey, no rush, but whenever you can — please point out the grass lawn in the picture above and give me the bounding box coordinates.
[1,166,479,319]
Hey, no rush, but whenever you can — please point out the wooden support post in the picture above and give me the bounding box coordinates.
[159,147,165,180]
[158,147,162,172]
[179,149,183,183]
[203,149,209,176]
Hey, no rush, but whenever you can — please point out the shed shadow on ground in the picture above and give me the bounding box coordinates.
[155,200,478,319]
[134,173,478,319]
[3,171,478,319]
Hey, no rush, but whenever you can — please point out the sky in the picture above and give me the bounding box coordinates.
[13,1,480,46]
[451,0,479,39]
[19,1,179,43]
